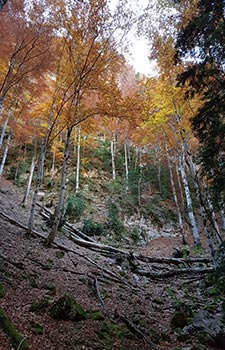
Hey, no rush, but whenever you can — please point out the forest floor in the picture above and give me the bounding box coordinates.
[0,178,223,350]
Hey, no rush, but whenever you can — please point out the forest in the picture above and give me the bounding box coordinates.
[0,1,225,350]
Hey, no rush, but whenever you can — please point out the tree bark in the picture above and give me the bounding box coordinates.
[178,152,200,246]
[0,130,12,179]
[220,208,225,231]
[138,148,142,206]
[0,104,12,149]
[46,126,72,247]
[27,139,47,234]
[21,154,36,207]
[164,136,186,244]
[110,131,116,180]
[124,141,129,194]
[75,126,81,193]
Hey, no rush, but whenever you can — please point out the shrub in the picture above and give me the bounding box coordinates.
[107,199,125,236]
[82,219,104,236]
[66,193,86,219]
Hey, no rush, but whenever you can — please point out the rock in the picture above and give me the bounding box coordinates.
[181,310,225,349]
[37,191,45,201]
[171,310,188,329]
[49,294,87,322]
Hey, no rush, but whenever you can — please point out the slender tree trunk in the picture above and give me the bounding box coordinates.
[170,108,200,246]
[50,145,56,180]
[21,153,36,207]
[138,148,142,206]
[110,132,116,180]
[0,130,12,179]
[164,137,186,244]
[175,157,185,212]
[124,141,129,194]
[156,145,162,196]
[75,127,81,193]
[206,189,223,244]
[0,106,12,149]
[220,208,225,231]
[27,139,47,234]
[178,152,200,246]
[46,126,72,247]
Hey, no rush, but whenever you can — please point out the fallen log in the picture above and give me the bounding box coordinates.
[136,267,214,278]
[38,204,95,243]
[0,210,212,267]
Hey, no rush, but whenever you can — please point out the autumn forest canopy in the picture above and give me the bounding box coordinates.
[1,1,225,349]
[0,0,225,257]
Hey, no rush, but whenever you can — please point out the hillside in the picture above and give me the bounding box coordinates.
[0,178,225,350]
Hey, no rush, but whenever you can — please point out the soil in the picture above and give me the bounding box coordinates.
[0,178,221,350]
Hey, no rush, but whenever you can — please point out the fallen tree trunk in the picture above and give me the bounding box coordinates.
[136,267,214,278]
[0,210,212,268]
[39,204,95,242]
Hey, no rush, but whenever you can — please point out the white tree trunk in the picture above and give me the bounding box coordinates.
[220,208,225,230]
[124,141,129,194]
[75,127,81,192]
[110,132,116,180]
[50,145,56,180]
[164,137,186,243]
[138,148,142,206]
[0,107,12,149]
[0,130,12,179]
[21,154,36,207]
[27,139,47,234]
[178,152,200,246]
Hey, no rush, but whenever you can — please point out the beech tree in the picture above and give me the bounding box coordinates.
[0,0,52,116]
[45,0,130,247]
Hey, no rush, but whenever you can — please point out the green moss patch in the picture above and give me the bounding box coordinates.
[50,294,87,321]
[0,306,30,349]
[29,321,43,335]
[98,320,136,347]
[29,298,50,314]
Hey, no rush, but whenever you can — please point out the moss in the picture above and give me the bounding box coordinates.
[86,311,105,321]
[56,250,65,259]
[29,298,50,314]
[45,282,56,295]
[0,306,30,349]
[152,297,164,305]
[29,321,43,335]
[97,320,136,347]
[0,283,5,298]
[49,294,87,321]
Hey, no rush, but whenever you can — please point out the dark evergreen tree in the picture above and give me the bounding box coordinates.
[0,0,7,11]
[175,0,225,207]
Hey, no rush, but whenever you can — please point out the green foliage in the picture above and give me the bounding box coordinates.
[50,294,87,321]
[98,320,136,347]
[107,198,125,236]
[66,192,86,219]
[175,0,225,206]
[29,321,43,335]
[56,250,65,259]
[29,298,50,313]
[82,219,104,236]
[0,306,30,349]
[91,140,111,172]
[144,195,177,225]
[86,310,105,321]
[7,159,29,184]
[107,179,124,197]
